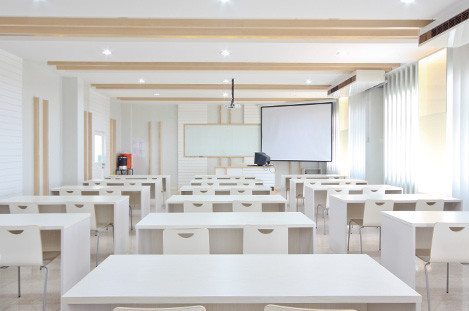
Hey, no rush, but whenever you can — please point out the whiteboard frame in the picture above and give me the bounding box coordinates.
[184,123,261,158]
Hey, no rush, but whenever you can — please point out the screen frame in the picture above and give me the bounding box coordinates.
[260,102,334,162]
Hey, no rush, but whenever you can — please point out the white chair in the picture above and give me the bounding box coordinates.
[114,306,206,311]
[347,200,394,253]
[100,189,134,230]
[193,188,215,195]
[415,200,445,211]
[241,182,255,186]
[339,180,355,185]
[416,223,469,311]
[201,181,217,187]
[265,305,356,311]
[243,226,288,254]
[65,202,113,267]
[316,188,346,232]
[59,189,81,196]
[0,225,58,311]
[89,181,104,186]
[9,203,39,214]
[183,201,213,213]
[163,228,210,254]
[230,189,252,195]
[233,201,262,212]
[362,187,386,197]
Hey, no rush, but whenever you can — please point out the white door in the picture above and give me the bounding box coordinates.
[93,132,106,179]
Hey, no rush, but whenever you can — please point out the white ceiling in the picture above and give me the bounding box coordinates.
[0,0,464,103]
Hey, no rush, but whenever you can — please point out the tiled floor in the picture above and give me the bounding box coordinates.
[1,214,469,310]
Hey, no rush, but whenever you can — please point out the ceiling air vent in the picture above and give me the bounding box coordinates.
[328,70,385,97]
[419,9,469,45]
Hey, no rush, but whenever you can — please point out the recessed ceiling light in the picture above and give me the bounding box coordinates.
[222,79,230,84]
[336,50,347,57]
[400,0,415,4]
[305,79,312,85]
[220,49,231,57]
[138,78,145,84]
[154,92,160,96]
[223,92,229,98]
[219,0,230,3]
[102,48,112,56]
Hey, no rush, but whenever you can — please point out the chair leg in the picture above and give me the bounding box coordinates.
[96,231,100,267]
[40,266,48,311]
[359,227,363,254]
[17,266,21,298]
[424,262,431,311]
[446,263,449,293]
[129,205,133,230]
[347,221,353,252]
[315,205,320,229]
[378,226,382,251]
[323,209,327,234]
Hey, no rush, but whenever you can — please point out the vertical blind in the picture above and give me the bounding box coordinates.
[348,92,367,180]
[327,101,339,174]
[383,64,418,193]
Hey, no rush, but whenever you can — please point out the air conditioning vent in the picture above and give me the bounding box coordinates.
[328,76,356,95]
[419,9,469,45]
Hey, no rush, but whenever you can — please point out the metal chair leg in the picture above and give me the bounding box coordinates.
[347,221,353,252]
[40,266,48,311]
[315,205,319,229]
[359,227,363,254]
[446,263,449,293]
[378,226,382,250]
[424,262,431,311]
[129,205,133,230]
[96,231,100,267]
[17,266,21,297]
[323,209,327,234]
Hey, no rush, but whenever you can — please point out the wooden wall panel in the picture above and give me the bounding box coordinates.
[42,100,49,194]
[110,118,117,175]
[33,97,40,195]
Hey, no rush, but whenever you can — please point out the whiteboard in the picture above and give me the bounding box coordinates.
[261,103,333,161]
[185,124,261,157]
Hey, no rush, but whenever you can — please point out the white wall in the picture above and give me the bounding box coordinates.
[0,49,22,198]
[22,60,62,194]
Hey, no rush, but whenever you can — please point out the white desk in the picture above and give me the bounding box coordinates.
[84,179,163,210]
[0,213,90,305]
[282,174,347,195]
[289,179,368,212]
[166,195,287,213]
[215,165,276,188]
[190,180,264,186]
[0,195,129,254]
[136,212,315,254]
[105,175,171,199]
[193,175,258,180]
[303,184,403,222]
[62,254,421,311]
[382,211,469,288]
[180,185,271,195]
[329,194,462,253]
[51,185,151,218]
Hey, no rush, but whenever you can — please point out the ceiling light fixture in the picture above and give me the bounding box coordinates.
[223,92,229,98]
[305,79,313,85]
[222,79,230,84]
[102,48,112,56]
[336,50,348,57]
[220,49,231,57]
[154,92,160,96]
[138,78,145,84]
[400,0,415,4]
[219,0,230,3]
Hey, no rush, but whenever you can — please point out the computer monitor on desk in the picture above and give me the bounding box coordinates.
[254,152,270,166]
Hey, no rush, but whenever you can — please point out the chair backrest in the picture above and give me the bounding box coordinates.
[339,181,355,185]
[125,181,141,187]
[60,189,81,196]
[430,223,469,263]
[265,305,356,311]
[326,189,346,207]
[99,189,122,196]
[193,188,215,195]
[230,189,252,195]
[233,201,262,212]
[415,200,445,211]
[362,200,394,227]
[363,187,386,197]
[0,225,43,266]
[90,181,104,186]
[163,228,210,254]
[241,182,255,186]
[9,203,39,214]
[66,202,97,230]
[114,307,206,311]
[201,182,217,187]
[243,226,288,254]
[183,202,213,213]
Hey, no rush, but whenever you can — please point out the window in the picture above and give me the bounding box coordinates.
[94,134,104,163]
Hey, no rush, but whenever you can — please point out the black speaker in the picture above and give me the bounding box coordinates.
[254,152,270,166]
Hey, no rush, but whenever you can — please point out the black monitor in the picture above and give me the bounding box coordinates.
[254,152,270,166]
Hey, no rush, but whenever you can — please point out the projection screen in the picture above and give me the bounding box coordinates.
[261,103,333,161]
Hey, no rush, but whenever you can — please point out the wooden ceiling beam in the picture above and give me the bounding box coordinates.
[49,61,400,72]
[92,83,331,90]
[117,97,330,102]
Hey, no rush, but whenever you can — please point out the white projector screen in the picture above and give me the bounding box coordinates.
[261,103,333,161]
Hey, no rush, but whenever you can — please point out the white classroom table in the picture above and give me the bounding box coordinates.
[0,195,130,254]
[0,213,90,305]
[303,184,403,222]
[180,185,271,195]
[105,174,171,198]
[51,185,152,217]
[62,254,421,311]
[329,194,462,253]
[193,175,258,180]
[289,178,368,212]
[165,195,287,212]
[382,211,469,288]
[136,212,315,254]
[190,180,264,186]
[282,174,347,195]
[84,179,163,209]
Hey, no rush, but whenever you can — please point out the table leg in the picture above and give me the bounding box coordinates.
[328,196,348,253]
